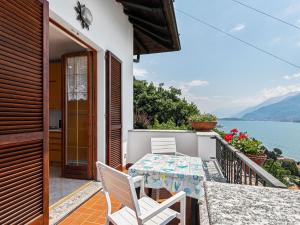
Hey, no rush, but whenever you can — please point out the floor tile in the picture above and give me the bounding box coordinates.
[59,192,121,225]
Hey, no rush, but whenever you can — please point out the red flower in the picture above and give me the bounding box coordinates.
[230,128,238,133]
[238,132,247,140]
[224,134,233,142]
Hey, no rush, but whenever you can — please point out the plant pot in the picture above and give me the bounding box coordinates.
[190,121,217,131]
[245,154,267,167]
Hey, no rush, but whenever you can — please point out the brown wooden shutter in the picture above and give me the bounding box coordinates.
[0,0,49,224]
[106,52,122,169]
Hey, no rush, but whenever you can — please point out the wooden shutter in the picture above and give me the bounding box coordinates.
[0,0,49,224]
[106,52,122,169]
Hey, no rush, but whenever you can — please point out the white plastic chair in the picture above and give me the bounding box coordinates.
[97,162,186,225]
[151,137,186,156]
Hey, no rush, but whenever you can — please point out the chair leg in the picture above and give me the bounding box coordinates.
[180,197,186,225]
[155,189,160,201]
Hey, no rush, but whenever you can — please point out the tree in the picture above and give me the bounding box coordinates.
[134,77,199,128]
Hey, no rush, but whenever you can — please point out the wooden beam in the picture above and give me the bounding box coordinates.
[160,0,180,49]
[118,1,161,13]
[127,14,168,34]
[134,33,149,53]
[133,24,172,49]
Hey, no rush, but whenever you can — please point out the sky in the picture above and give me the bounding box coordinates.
[133,0,300,117]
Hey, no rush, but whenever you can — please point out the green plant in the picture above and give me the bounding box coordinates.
[281,160,299,176]
[289,175,300,186]
[264,160,291,186]
[231,137,265,155]
[189,113,217,122]
[213,128,225,137]
[223,128,264,155]
[265,148,282,161]
[152,119,190,130]
[134,112,151,129]
[134,78,199,128]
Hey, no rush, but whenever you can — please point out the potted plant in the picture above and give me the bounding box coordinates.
[189,113,217,131]
[224,129,267,166]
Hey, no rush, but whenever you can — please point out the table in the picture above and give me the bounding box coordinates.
[128,154,205,199]
[128,154,206,225]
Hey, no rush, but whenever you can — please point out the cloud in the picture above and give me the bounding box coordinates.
[283,72,300,80]
[271,37,282,44]
[185,84,300,117]
[284,2,300,15]
[231,23,245,32]
[261,84,300,99]
[183,80,209,88]
[179,80,209,94]
[133,68,148,78]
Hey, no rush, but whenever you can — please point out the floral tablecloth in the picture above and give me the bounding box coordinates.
[128,154,206,199]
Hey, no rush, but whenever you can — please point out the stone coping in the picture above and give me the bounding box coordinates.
[204,181,300,225]
[129,129,195,133]
[129,129,219,136]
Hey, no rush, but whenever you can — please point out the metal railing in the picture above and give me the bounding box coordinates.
[215,135,286,188]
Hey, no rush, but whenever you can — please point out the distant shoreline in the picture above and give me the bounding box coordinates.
[219,119,300,161]
[219,118,300,123]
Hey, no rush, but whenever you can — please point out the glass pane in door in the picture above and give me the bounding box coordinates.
[65,55,88,166]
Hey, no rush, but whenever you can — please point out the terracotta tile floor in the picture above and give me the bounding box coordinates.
[58,191,121,225]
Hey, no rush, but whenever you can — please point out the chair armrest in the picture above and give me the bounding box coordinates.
[139,191,186,223]
[132,175,143,184]
[176,152,188,156]
[132,176,146,198]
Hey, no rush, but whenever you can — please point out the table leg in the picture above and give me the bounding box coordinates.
[191,198,200,225]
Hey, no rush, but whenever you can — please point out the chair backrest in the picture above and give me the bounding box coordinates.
[96,162,141,215]
[151,137,177,154]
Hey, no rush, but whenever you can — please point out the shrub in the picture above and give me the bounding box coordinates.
[265,148,283,161]
[189,113,217,122]
[134,112,150,129]
[152,119,189,130]
[281,160,299,176]
[264,160,291,186]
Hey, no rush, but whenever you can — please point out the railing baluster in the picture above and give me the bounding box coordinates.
[244,163,247,185]
[239,158,242,184]
[215,136,286,188]
[230,151,233,183]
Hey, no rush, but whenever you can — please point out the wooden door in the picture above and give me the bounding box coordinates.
[62,52,93,179]
[0,0,49,224]
[106,52,122,169]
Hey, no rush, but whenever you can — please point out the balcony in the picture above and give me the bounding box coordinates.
[127,129,286,188]
[125,129,299,224]
[54,129,299,225]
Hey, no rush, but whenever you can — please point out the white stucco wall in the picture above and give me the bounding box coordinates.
[127,130,198,163]
[196,132,217,161]
[127,130,219,164]
[48,0,134,164]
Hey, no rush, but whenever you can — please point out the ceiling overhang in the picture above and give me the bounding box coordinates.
[117,0,181,55]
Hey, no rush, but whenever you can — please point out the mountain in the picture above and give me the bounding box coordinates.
[242,93,300,122]
[234,92,300,118]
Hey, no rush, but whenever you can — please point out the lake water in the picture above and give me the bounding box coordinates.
[219,120,300,161]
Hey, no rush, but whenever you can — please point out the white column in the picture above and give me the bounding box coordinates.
[196,132,218,160]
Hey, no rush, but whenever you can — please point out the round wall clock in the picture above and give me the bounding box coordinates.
[75,1,93,30]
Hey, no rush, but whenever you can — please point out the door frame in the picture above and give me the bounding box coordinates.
[49,19,98,180]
